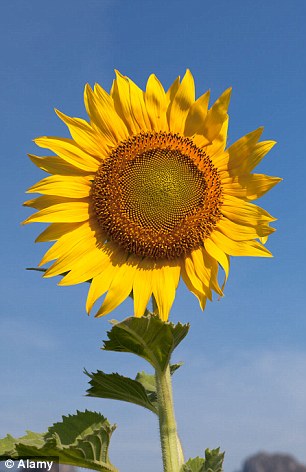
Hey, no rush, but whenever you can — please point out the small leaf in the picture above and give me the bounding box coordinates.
[85,370,158,414]
[103,315,189,371]
[181,448,225,472]
[135,371,156,392]
[181,456,205,472]
[135,371,157,406]
[135,364,182,406]
[0,411,118,472]
[203,448,225,472]
[170,362,183,374]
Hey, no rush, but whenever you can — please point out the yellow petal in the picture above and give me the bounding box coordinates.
[214,130,276,177]
[96,254,140,317]
[191,247,223,297]
[222,173,282,200]
[217,216,275,241]
[165,76,180,125]
[23,201,90,225]
[34,137,100,172]
[184,90,210,136]
[55,110,108,158]
[184,254,212,299]
[35,223,82,242]
[204,238,230,283]
[165,76,181,103]
[86,246,128,314]
[194,88,231,147]
[39,222,97,268]
[202,248,223,296]
[213,127,263,171]
[94,82,133,138]
[126,78,152,131]
[206,116,228,157]
[86,270,115,314]
[145,74,168,131]
[248,141,277,172]
[190,247,213,299]
[181,259,207,310]
[23,195,79,210]
[85,83,128,145]
[168,69,195,134]
[210,229,273,257]
[111,71,139,134]
[152,261,181,321]
[26,175,92,198]
[132,258,154,317]
[44,236,99,278]
[222,194,276,226]
[224,140,277,176]
[59,242,126,287]
[28,154,90,176]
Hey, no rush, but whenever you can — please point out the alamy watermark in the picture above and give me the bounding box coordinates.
[1,457,59,472]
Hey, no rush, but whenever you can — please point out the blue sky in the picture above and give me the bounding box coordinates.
[1,1,305,471]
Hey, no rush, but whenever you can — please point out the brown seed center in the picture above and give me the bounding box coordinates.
[92,132,223,259]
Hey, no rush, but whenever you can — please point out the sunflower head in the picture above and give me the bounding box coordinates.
[24,70,281,320]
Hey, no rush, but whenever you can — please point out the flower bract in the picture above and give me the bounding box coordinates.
[24,70,281,320]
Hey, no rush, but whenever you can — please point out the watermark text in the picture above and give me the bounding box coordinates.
[1,457,59,472]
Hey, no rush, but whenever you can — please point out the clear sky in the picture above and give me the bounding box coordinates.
[1,1,305,471]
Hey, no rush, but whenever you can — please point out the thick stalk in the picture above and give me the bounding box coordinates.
[155,364,184,472]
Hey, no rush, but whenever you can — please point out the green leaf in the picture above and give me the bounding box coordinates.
[103,315,189,371]
[85,370,158,415]
[135,371,156,392]
[135,364,182,404]
[0,432,45,457]
[0,411,118,472]
[181,456,205,472]
[202,448,225,472]
[135,371,158,406]
[170,362,184,374]
[181,448,225,472]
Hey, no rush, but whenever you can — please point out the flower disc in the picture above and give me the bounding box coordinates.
[92,132,223,259]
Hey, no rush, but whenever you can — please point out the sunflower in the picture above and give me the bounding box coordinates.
[23,70,280,320]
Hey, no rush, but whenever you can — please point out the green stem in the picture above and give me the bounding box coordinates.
[155,364,184,472]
